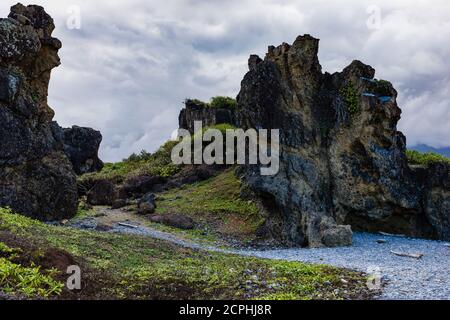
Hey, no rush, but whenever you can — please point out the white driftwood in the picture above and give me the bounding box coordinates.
[118,222,139,229]
[390,250,424,259]
[379,232,406,238]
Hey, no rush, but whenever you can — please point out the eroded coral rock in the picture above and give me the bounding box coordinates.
[0,4,78,220]
[236,35,450,246]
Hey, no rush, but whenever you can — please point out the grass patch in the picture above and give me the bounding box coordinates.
[0,208,373,300]
[79,140,181,184]
[406,150,450,166]
[0,238,63,298]
[155,168,264,240]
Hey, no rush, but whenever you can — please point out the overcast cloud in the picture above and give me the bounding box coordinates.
[1,0,449,162]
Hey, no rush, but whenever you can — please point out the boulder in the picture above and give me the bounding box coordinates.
[0,4,78,220]
[52,124,104,175]
[235,34,450,246]
[87,179,116,206]
[137,193,156,215]
[149,214,195,230]
[121,175,167,197]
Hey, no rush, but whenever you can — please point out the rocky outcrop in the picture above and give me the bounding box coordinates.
[179,99,236,134]
[236,35,450,246]
[0,4,78,220]
[0,4,104,220]
[52,124,104,175]
[86,179,116,206]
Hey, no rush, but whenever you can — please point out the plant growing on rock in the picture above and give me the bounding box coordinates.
[340,83,360,118]
[210,96,237,110]
[406,150,450,166]
[184,97,237,110]
[374,79,392,97]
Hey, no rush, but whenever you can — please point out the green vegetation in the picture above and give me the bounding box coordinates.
[373,79,392,97]
[80,140,181,184]
[0,225,63,298]
[0,207,372,300]
[186,96,237,110]
[406,150,450,166]
[156,168,263,239]
[186,98,209,108]
[0,256,63,298]
[210,96,238,109]
[340,83,360,118]
[192,123,236,138]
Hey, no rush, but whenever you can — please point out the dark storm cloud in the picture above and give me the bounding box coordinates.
[1,0,449,161]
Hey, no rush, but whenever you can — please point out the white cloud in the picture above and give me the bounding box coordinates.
[1,0,449,161]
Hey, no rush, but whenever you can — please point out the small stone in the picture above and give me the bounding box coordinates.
[377,239,387,244]
[111,199,127,209]
[137,193,156,215]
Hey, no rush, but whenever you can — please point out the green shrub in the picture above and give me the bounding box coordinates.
[374,79,392,97]
[210,96,237,110]
[126,150,152,162]
[406,150,450,166]
[79,140,181,183]
[340,83,360,117]
[185,97,237,110]
[185,98,209,108]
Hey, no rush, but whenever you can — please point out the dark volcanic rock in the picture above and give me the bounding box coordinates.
[236,34,450,246]
[54,124,104,175]
[149,214,195,230]
[166,164,225,189]
[121,175,167,198]
[87,179,116,206]
[137,193,156,215]
[0,4,78,220]
[179,99,236,134]
[111,199,127,209]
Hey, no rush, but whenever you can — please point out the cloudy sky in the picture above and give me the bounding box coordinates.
[1,0,449,162]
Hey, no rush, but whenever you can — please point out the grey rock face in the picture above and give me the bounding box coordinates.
[236,35,449,247]
[179,99,236,134]
[0,4,78,220]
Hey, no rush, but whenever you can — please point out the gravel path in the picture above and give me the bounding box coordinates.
[110,222,450,300]
[67,213,449,300]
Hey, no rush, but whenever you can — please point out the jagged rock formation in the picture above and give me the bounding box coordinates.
[179,99,236,134]
[52,124,104,175]
[0,4,102,220]
[236,35,449,246]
